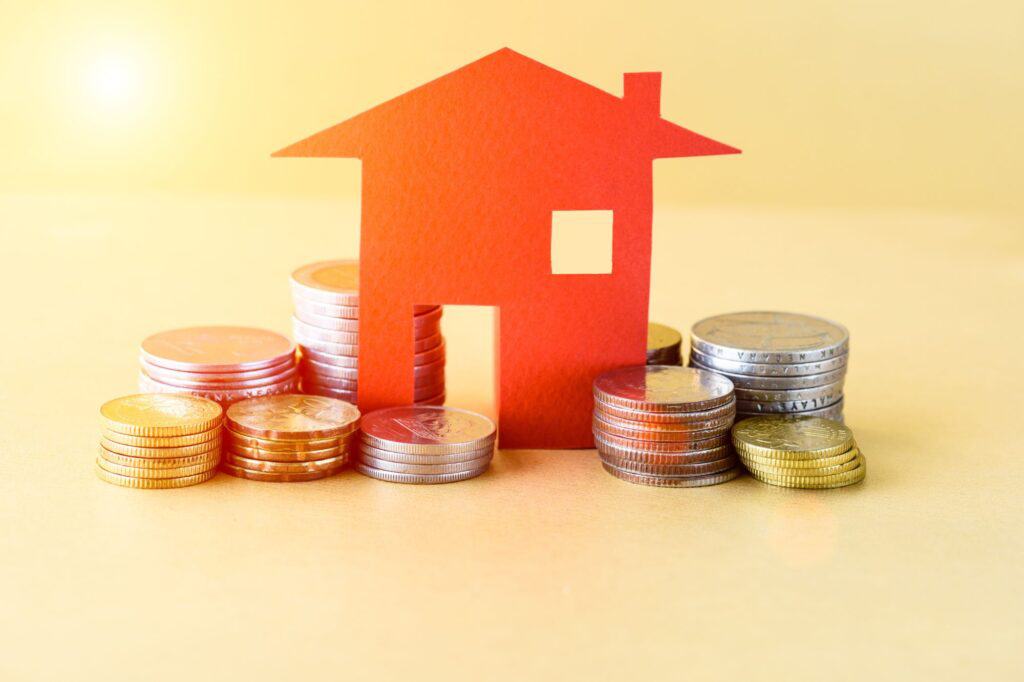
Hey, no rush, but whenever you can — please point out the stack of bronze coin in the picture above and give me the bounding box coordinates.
[732,415,866,489]
[221,394,360,482]
[689,312,848,421]
[646,322,683,365]
[97,394,223,489]
[592,365,740,487]
[356,406,495,484]
[139,326,299,408]
[290,260,446,405]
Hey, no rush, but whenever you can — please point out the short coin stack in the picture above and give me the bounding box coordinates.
[592,365,740,487]
[646,322,683,365]
[139,326,299,408]
[290,260,446,405]
[356,406,495,484]
[97,394,223,489]
[689,312,848,421]
[221,394,360,482]
[732,415,866,488]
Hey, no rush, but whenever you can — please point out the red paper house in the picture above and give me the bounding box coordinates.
[275,48,738,448]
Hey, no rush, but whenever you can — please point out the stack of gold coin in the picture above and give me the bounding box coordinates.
[290,260,446,405]
[220,394,360,482]
[647,322,683,365]
[592,366,740,487]
[97,394,223,489]
[732,415,866,488]
[139,326,299,408]
[689,312,849,421]
[356,406,495,484]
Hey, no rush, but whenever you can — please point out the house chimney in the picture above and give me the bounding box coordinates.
[623,72,661,117]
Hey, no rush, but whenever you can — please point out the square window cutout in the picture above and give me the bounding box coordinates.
[551,210,613,274]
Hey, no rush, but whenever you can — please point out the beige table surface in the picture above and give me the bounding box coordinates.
[1,194,1021,680]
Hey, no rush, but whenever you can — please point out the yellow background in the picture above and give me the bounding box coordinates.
[2,2,1023,680]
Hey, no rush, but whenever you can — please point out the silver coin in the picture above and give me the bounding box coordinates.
[293,305,360,332]
[593,365,734,413]
[598,451,737,477]
[295,336,359,357]
[733,379,845,403]
[594,396,734,424]
[735,392,844,414]
[354,463,488,484]
[359,442,493,465]
[690,348,848,377]
[738,398,846,421]
[593,408,734,434]
[592,430,731,456]
[299,345,360,368]
[292,317,359,345]
[357,452,492,475]
[601,462,742,487]
[687,360,846,390]
[592,436,732,464]
[592,414,731,443]
[291,295,360,319]
[360,406,496,454]
[691,311,849,363]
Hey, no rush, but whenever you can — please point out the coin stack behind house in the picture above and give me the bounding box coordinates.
[689,312,849,421]
[139,326,299,408]
[732,415,866,488]
[647,322,683,365]
[97,394,223,489]
[356,406,495,484]
[221,394,360,482]
[592,365,740,487]
[290,260,446,405]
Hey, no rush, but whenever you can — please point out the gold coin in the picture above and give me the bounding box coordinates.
[100,436,221,459]
[95,456,219,479]
[223,451,347,473]
[98,447,221,469]
[749,456,866,488]
[738,446,858,470]
[102,426,222,448]
[732,415,853,459]
[742,448,862,478]
[95,466,217,489]
[647,322,682,353]
[100,394,223,437]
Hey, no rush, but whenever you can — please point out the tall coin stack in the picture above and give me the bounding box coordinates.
[688,312,848,421]
[221,394,360,482]
[139,326,299,408]
[97,394,223,489]
[732,415,866,489]
[646,322,683,365]
[290,260,446,405]
[592,366,741,487]
[356,406,495,484]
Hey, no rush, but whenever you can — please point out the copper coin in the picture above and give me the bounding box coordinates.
[593,409,734,434]
[593,439,732,465]
[594,398,736,425]
[593,365,735,414]
[592,429,730,453]
[220,461,345,482]
[598,451,737,477]
[601,462,742,488]
[141,326,295,373]
[226,442,344,463]
[416,392,446,406]
[300,383,358,402]
[226,394,359,441]
[592,415,730,443]
[139,364,298,390]
[223,451,348,473]
[139,355,295,384]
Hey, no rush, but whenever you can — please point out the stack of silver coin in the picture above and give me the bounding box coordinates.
[355,406,495,484]
[592,365,740,487]
[290,260,446,405]
[688,311,849,421]
[646,322,683,365]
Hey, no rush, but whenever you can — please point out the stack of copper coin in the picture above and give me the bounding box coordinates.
[647,322,683,365]
[356,406,495,484]
[221,394,360,482]
[139,326,299,408]
[97,394,223,489]
[592,365,740,487]
[290,260,446,405]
